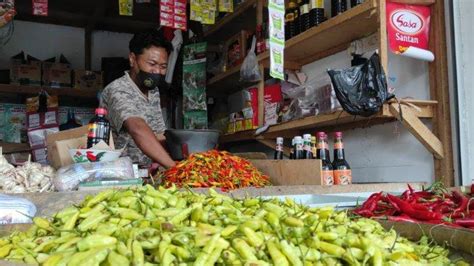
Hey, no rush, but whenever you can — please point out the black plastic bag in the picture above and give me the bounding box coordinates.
[327,53,394,117]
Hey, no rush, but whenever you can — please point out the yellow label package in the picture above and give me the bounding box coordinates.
[219,0,233,12]
[119,0,133,16]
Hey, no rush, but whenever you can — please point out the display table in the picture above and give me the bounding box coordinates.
[5,183,423,218]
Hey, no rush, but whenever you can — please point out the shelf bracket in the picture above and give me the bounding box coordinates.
[389,103,444,159]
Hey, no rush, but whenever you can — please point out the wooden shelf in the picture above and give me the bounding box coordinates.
[284,0,379,65]
[0,84,100,99]
[207,0,379,96]
[220,100,437,144]
[207,53,269,97]
[203,0,258,42]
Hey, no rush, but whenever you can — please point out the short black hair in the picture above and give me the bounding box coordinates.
[129,29,173,55]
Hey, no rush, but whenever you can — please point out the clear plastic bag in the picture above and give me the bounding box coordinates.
[281,83,319,122]
[240,36,262,82]
[0,194,37,224]
[53,157,135,191]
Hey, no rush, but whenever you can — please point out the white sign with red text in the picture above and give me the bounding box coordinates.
[386,2,434,61]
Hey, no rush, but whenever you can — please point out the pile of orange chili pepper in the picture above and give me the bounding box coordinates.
[161,150,270,191]
[353,183,474,229]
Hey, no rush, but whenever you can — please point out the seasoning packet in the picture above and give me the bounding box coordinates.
[219,0,233,12]
[119,0,133,16]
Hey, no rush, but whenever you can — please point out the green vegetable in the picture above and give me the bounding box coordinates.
[0,186,464,265]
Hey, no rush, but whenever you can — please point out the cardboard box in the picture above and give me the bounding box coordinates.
[10,61,42,86]
[249,83,283,127]
[46,126,115,169]
[74,70,103,90]
[250,159,324,186]
[42,62,72,88]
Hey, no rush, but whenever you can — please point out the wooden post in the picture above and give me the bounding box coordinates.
[84,2,107,70]
[258,64,265,126]
[377,0,388,73]
[428,0,454,186]
[257,0,263,25]
[256,0,265,126]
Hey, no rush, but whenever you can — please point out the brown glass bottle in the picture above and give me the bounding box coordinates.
[332,132,352,185]
[289,138,295,159]
[309,0,325,27]
[285,0,297,40]
[274,137,284,160]
[351,0,364,7]
[294,136,304,160]
[311,136,317,159]
[331,0,347,17]
[303,134,313,159]
[316,132,334,186]
[294,0,302,36]
[87,108,111,148]
[299,0,310,33]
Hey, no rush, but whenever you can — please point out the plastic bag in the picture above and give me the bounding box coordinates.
[53,157,135,191]
[240,36,262,82]
[281,82,320,122]
[0,194,37,224]
[327,52,394,117]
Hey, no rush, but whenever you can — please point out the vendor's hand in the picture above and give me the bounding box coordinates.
[149,162,168,176]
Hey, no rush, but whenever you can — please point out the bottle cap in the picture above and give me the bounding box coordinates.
[334,132,343,138]
[303,134,311,140]
[294,136,303,143]
[95,108,108,116]
[311,136,316,141]
[276,137,284,144]
[316,132,326,138]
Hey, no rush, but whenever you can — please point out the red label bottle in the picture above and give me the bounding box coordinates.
[332,131,352,185]
[316,132,334,186]
[87,108,111,148]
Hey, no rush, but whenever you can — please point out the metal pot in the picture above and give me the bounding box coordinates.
[164,129,220,161]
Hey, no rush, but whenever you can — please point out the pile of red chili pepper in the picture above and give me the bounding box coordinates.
[353,183,474,229]
[161,150,270,191]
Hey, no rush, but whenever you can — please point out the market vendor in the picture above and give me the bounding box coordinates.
[101,29,176,169]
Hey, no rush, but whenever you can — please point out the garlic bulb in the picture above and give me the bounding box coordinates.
[0,153,56,193]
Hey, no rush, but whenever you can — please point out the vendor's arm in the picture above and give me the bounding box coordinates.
[124,117,176,169]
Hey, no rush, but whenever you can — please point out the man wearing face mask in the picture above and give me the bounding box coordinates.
[101,29,176,169]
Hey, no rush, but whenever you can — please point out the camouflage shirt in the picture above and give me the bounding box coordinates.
[101,72,166,166]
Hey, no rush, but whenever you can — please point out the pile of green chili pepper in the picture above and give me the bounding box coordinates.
[0,185,468,265]
[161,150,270,191]
[353,183,474,229]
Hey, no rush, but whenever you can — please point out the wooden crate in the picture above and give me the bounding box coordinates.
[250,159,323,186]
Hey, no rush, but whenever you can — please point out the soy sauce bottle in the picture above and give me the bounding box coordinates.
[351,0,364,7]
[316,132,334,186]
[87,108,111,148]
[294,136,304,159]
[309,0,325,27]
[331,0,347,17]
[299,0,311,33]
[311,136,317,159]
[285,0,298,40]
[294,0,302,36]
[274,137,284,160]
[303,134,313,159]
[332,132,352,185]
[289,138,295,159]
[60,109,82,131]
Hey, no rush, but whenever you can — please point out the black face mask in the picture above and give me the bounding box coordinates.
[136,70,169,90]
